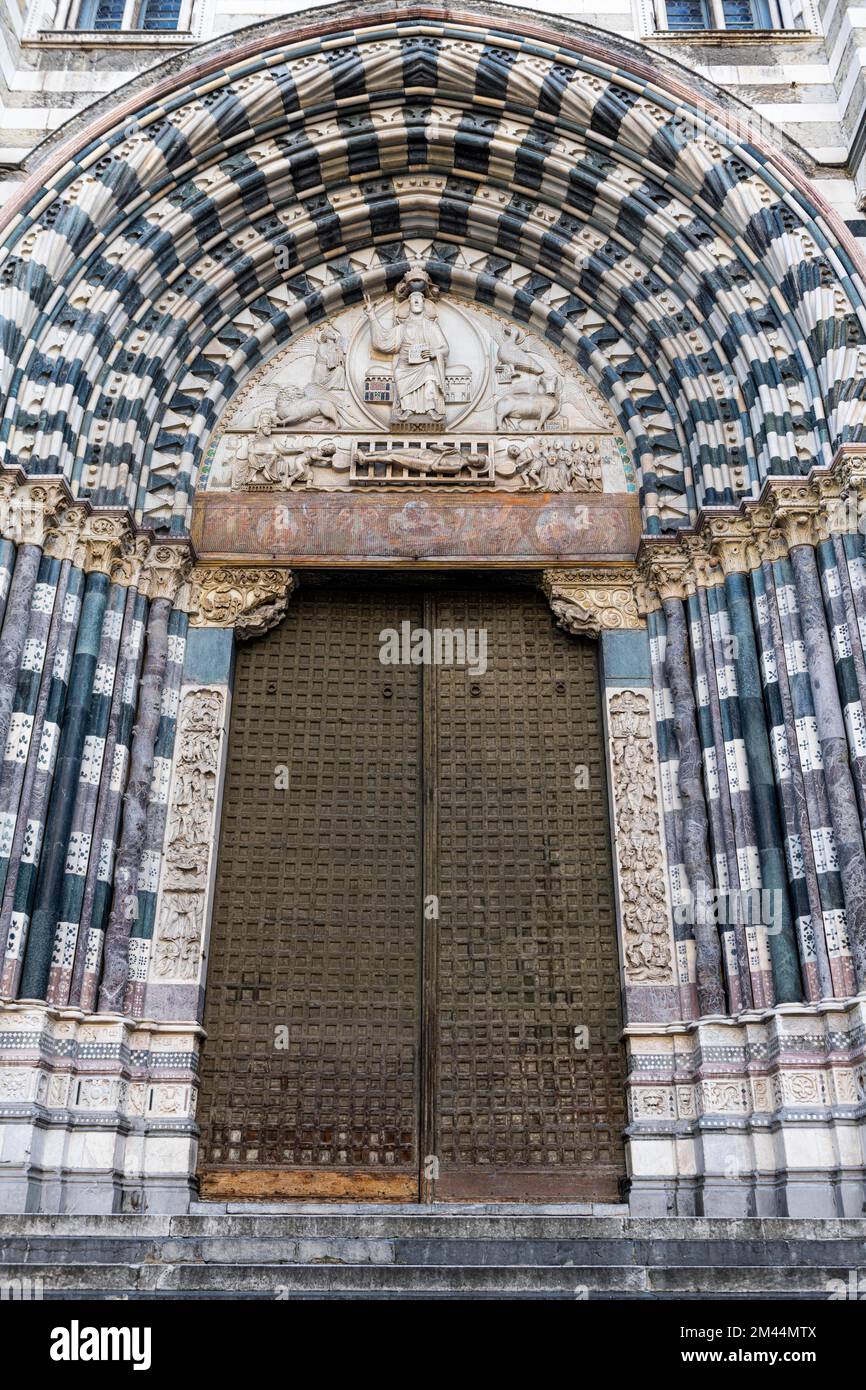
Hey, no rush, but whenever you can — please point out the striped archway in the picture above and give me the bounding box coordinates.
[0,4,865,1220]
[1,6,864,541]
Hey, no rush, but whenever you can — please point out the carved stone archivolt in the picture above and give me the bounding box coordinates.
[543,567,642,638]
[186,565,296,638]
[607,689,675,984]
[153,689,224,983]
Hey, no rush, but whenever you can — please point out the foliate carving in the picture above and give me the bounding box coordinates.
[140,542,193,602]
[109,534,151,590]
[543,567,641,638]
[0,473,72,548]
[73,512,132,577]
[43,503,87,562]
[187,566,296,638]
[607,689,674,983]
[638,542,692,604]
[766,479,822,549]
[700,512,760,576]
[153,689,224,984]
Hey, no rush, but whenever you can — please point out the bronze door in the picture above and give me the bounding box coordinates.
[197,577,626,1202]
[426,585,626,1201]
[197,582,424,1200]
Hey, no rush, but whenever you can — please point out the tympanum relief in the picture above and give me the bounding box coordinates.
[203,265,628,496]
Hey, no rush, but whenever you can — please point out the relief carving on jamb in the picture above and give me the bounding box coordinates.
[203,264,628,496]
[606,689,675,984]
[152,689,225,984]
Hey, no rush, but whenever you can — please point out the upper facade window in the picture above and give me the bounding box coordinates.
[75,0,181,28]
[664,0,800,28]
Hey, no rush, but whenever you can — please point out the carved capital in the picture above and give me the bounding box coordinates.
[109,533,152,590]
[43,503,87,562]
[141,542,193,603]
[188,565,296,638]
[833,446,866,497]
[542,566,641,638]
[636,541,691,603]
[0,472,72,548]
[700,511,761,575]
[766,479,820,550]
[74,512,133,577]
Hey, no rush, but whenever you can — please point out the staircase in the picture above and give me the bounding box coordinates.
[1,1208,863,1299]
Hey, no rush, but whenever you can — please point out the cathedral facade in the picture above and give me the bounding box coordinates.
[0,0,865,1222]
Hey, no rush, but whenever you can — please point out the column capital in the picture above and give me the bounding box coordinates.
[542,565,642,638]
[73,511,135,578]
[0,471,73,548]
[698,510,762,575]
[765,478,823,550]
[140,541,194,603]
[636,539,692,604]
[187,565,296,639]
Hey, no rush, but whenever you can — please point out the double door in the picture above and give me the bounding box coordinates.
[197,577,626,1201]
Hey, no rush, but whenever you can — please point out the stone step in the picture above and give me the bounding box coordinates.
[0,1260,855,1296]
[3,1213,862,1299]
[2,1213,865,1239]
[2,1234,865,1267]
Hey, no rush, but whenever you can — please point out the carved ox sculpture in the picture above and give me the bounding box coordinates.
[494,375,561,430]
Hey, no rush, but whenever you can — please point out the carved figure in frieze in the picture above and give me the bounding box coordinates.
[506,440,543,489]
[232,411,292,488]
[154,893,202,980]
[495,373,561,431]
[360,442,478,475]
[282,437,338,489]
[311,324,347,392]
[504,437,603,492]
[538,440,572,493]
[232,425,338,491]
[363,265,449,425]
[567,438,603,490]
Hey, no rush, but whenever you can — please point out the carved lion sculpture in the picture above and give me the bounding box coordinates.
[274,384,340,428]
